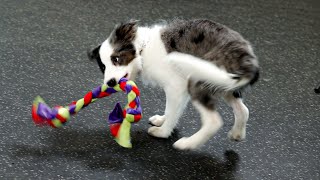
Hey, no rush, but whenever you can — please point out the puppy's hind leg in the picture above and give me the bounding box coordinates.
[173,100,223,150]
[173,80,223,150]
[224,91,249,141]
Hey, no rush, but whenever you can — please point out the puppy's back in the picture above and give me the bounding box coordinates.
[161,19,259,85]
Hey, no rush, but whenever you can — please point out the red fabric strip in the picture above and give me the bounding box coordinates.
[131,86,140,96]
[98,92,110,98]
[110,123,121,137]
[56,113,67,123]
[84,92,93,105]
[129,100,136,108]
[123,109,126,118]
[134,114,141,122]
[120,82,126,91]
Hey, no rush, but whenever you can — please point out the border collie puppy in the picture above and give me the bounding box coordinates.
[88,19,259,150]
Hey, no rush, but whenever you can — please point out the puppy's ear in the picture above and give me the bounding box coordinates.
[128,19,140,24]
[87,45,105,74]
[110,20,138,43]
[87,45,101,61]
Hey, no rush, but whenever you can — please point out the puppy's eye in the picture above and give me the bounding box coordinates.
[111,56,120,65]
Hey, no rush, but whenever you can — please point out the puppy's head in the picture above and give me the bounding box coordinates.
[88,21,142,87]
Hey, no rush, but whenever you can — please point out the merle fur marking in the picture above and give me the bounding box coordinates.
[161,19,259,107]
[249,70,260,85]
[178,29,185,37]
[188,80,217,110]
[170,38,177,49]
[192,32,204,44]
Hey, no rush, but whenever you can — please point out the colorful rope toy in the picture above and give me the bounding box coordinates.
[31,78,142,148]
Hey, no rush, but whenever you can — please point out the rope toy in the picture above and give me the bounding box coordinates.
[31,78,142,148]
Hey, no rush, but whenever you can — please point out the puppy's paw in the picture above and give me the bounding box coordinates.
[149,115,165,127]
[148,126,171,138]
[173,137,198,150]
[228,129,246,141]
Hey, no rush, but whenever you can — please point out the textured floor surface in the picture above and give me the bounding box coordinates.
[1,0,319,179]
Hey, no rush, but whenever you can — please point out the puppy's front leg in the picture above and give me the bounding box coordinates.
[148,88,189,138]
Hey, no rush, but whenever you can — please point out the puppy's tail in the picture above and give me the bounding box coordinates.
[168,52,259,91]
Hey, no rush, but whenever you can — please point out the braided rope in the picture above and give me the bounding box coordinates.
[31,78,142,148]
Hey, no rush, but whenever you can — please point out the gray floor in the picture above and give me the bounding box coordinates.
[1,0,319,179]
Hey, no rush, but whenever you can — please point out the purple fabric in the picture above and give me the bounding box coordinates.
[136,105,142,113]
[92,86,102,98]
[135,97,140,105]
[37,103,55,120]
[126,106,142,115]
[127,91,142,115]
[108,102,124,124]
[125,84,132,93]
[52,108,58,117]
[69,104,76,114]
[119,78,128,83]
[106,87,117,94]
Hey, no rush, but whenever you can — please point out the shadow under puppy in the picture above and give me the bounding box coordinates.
[88,19,259,150]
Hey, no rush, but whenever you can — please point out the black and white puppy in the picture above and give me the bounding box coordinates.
[88,19,259,150]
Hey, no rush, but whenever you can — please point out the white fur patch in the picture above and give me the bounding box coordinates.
[167,52,250,91]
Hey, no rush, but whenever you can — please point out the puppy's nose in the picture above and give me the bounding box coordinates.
[107,78,117,87]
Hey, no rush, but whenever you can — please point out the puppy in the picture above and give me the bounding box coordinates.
[88,19,259,150]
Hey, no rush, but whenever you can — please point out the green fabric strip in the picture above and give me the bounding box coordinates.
[115,120,132,148]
